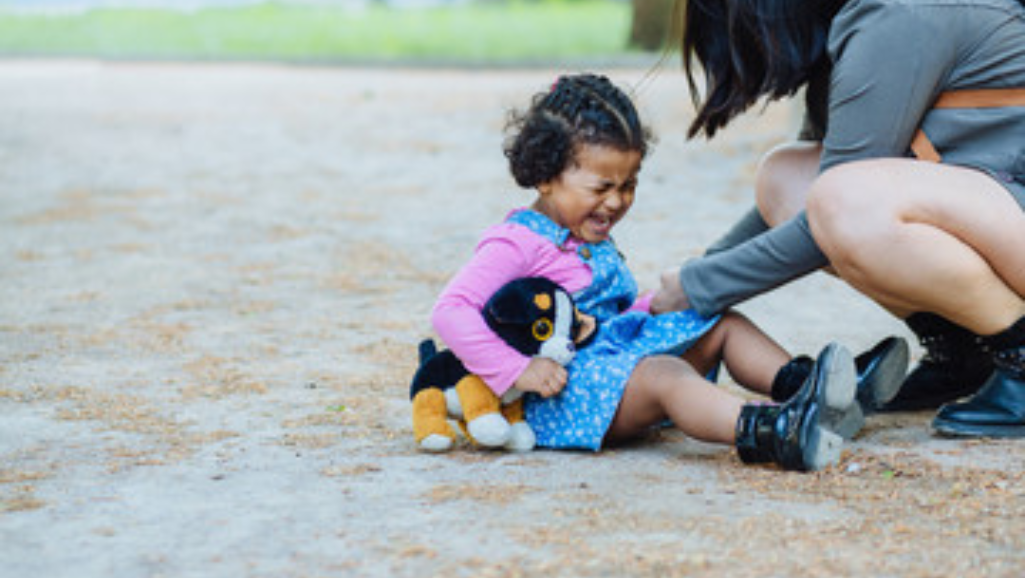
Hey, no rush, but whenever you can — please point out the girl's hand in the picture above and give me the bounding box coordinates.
[514,357,567,398]
[650,268,692,314]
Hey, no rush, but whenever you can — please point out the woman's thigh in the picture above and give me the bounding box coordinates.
[810,159,1025,294]
[806,159,1025,330]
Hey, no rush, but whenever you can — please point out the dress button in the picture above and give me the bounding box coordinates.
[580,247,592,259]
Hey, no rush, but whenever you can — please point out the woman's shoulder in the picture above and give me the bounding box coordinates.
[835,0,1021,24]
[831,0,1022,54]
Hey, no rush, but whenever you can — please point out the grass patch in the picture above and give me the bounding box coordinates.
[0,1,638,63]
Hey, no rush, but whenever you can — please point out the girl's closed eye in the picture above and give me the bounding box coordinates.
[598,176,636,192]
[532,145,642,244]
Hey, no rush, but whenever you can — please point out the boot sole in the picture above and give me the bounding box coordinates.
[859,337,910,410]
[802,344,856,470]
[831,403,866,441]
[831,339,911,440]
[820,344,857,412]
[876,354,991,413]
[803,427,845,472]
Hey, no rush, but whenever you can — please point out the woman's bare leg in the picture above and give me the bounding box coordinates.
[605,356,743,444]
[807,159,1025,336]
[755,141,822,226]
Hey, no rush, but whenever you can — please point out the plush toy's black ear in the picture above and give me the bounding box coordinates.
[484,277,571,356]
[485,277,561,325]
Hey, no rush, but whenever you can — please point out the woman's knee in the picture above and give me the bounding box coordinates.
[806,162,897,263]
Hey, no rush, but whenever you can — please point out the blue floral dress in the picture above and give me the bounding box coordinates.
[508,210,721,451]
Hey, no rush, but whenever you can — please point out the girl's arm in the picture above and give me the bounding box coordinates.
[432,234,534,397]
[627,291,654,313]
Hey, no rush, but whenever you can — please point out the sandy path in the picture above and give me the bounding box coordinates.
[1,60,1022,577]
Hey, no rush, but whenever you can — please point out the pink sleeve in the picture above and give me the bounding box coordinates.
[431,232,534,396]
[626,291,654,313]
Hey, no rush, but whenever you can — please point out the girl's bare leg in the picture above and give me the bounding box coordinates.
[682,311,791,396]
[605,356,743,445]
[807,159,1025,335]
[607,347,857,470]
[606,313,792,444]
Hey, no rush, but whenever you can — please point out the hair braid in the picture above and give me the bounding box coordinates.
[503,74,652,189]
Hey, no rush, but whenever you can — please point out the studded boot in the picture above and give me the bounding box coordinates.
[736,343,856,471]
[932,317,1025,438]
[878,313,991,412]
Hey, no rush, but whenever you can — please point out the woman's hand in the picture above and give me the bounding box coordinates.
[514,357,567,398]
[650,268,691,313]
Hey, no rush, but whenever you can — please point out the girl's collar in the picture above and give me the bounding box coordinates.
[508,207,581,249]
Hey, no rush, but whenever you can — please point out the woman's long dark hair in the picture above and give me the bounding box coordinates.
[678,0,845,138]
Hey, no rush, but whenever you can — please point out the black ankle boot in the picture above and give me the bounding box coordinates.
[770,355,814,402]
[878,313,991,412]
[737,343,856,471]
[769,337,908,440]
[932,318,1025,438]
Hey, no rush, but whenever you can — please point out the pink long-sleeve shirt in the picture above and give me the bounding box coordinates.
[431,214,652,396]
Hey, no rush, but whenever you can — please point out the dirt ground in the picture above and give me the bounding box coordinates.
[1,60,1022,577]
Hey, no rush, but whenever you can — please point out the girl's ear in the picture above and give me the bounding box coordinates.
[537,182,552,196]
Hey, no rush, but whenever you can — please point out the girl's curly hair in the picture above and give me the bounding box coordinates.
[503,74,653,189]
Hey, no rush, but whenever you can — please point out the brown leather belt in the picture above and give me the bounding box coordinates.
[910,88,1025,162]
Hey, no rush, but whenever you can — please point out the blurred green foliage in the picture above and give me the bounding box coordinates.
[0,1,638,63]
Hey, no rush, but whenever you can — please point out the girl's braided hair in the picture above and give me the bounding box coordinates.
[503,74,653,189]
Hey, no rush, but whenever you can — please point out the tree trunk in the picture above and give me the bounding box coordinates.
[628,0,675,51]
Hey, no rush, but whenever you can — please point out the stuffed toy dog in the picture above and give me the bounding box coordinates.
[410,277,590,452]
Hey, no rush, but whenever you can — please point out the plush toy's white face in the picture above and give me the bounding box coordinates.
[537,289,576,366]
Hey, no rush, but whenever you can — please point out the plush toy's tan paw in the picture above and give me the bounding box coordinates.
[412,388,455,453]
[455,375,511,447]
[456,375,502,422]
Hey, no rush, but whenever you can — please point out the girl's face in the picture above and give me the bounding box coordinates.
[533,144,642,244]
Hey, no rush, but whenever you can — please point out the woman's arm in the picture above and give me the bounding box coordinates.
[676,212,829,316]
[667,0,962,317]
